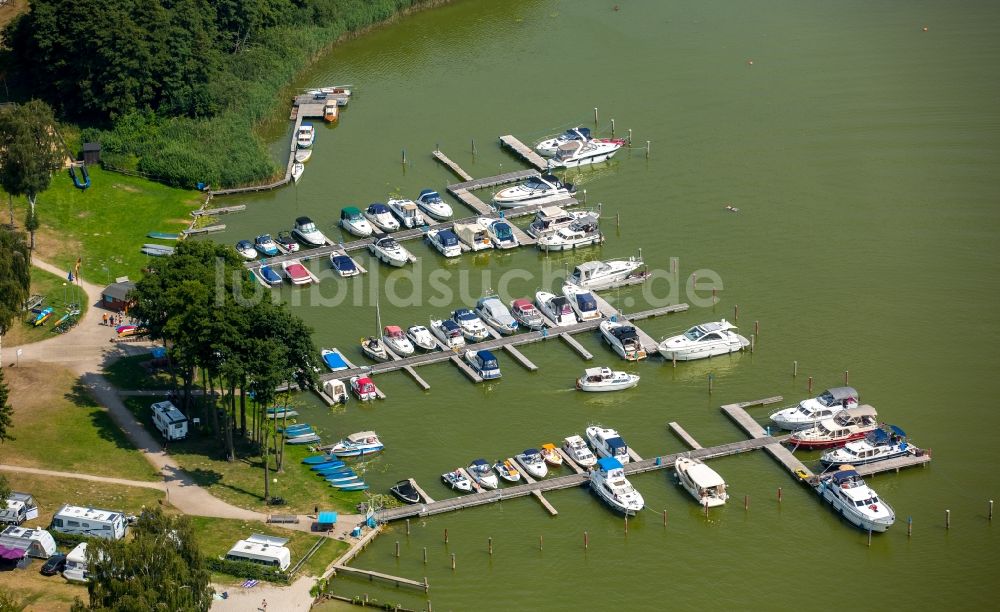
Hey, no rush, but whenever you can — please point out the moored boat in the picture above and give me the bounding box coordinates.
[535,291,577,327]
[568,255,647,291]
[815,468,895,532]
[510,298,545,330]
[590,457,644,515]
[330,253,359,277]
[390,480,421,504]
[235,240,258,260]
[364,203,399,232]
[426,228,463,258]
[429,318,466,349]
[526,206,594,238]
[291,162,305,182]
[467,459,499,490]
[329,431,384,457]
[769,387,860,431]
[536,215,604,252]
[281,261,313,285]
[674,456,729,507]
[494,459,521,483]
[350,376,380,401]
[599,319,647,361]
[360,335,389,362]
[577,367,640,392]
[442,470,473,492]
[416,189,453,221]
[820,426,914,466]
[453,222,493,252]
[320,348,350,372]
[323,99,339,122]
[562,283,602,321]
[788,405,880,449]
[539,443,563,467]
[406,325,437,351]
[387,198,425,229]
[562,435,597,468]
[479,218,519,249]
[492,173,576,207]
[292,216,329,247]
[475,295,519,335]
[275,231,299,253]
[586,426,631,464]
[368,234,413,267]
[515,449,548,479]
[254,234,279,257]
[535,127,592,157]
[296,123,315,148]
[340,207,374,237]
[465,349,501,379]
[452,308,489,342]
[383,325,414,356]
[547,138,624,169]
[656,320,750,362]
[256,264,282,286]
[294,148,312,163]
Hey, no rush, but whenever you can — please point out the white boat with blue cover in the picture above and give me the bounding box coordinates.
[340,207,374,237]
[429,318,465,349]
[465,349,501,379]
[467,459,499,490]
[321,348,350,372]
[536,291,577,327]
[536,127,592,157]
[364,203,399,232]
[586,426,631,464]
[820,426,914,467]
[330,253,359,277]
[492,173,576,207]
[515,449,548,479]
[815,468,895,532]
[426,228,463,258]
[475,296,519,335]
[387,199,425,229]
[416,189,453,221]
[562,284,602,321]
[452,309,489,342]
[256,264,282,286]
[292,216,329,247]
[599,318,647,361]
[329,431,384,457]
[254,234,280,257]
[590,456,644,515]
[479,218,519,249]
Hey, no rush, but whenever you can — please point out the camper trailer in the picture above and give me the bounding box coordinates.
[151,400,188,440]
[63,542,90,582]
[0,526,57,558]
[225,534,291,571]
[50,505,127,540]
[1,492,39,526]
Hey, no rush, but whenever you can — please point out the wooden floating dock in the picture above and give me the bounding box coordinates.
[507,457,558,516]
[182,224,226,235]
[409,478,435,504]
[448,169,539,192]
[191,204,245,217]
[384,345,431,391]
[853,452,932,476]
[668,421,703,450]
[331,564,427,591]
[485,327,538,371]
[498,135,549,172]
[450,354,484,383]
[559,333,593,360]
[720,397,814,478]
[449,188,494,216]
[431,150,473,181]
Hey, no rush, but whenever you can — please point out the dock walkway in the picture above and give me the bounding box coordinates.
[431,150,473,181]
[499,135,549,171]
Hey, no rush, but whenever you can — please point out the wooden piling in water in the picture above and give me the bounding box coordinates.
[450,553,455,570]
[754,320,759,336]
[907,516,912,537]
[645,140,650,158]
[844,370,849,385]
[611,118,615,135]
[990,500,994,521]
[708,374,714,394]
[777,487,783,503]
[488,537,493,556]
[744,495,749,511]
[750,334,755,353]
[867,529,872,547]
[444,528,448,544]
[946,509,951,529]
[662,510,667,527]
[624,515,629,534]
[539,535,543,550]
[734,304,739,321]
[793,360,798,377]
[628,128,633,145]
[584,531,589,549]
[594,107,599,124]
[423,547,427,564]
[395,541,400,558]
[808,376,813,394]
[406,519,410,535]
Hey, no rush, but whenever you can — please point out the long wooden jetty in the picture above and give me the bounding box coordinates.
[191,204,245,217]
[431,149,473,181]
[668,421,703,450]
[499,135,549,171]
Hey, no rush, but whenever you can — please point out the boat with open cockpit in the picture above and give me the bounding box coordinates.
[536,127,592,156]
[815,467,895,532]
[492,173,576,207]
[656,320,749,362]
[769,387,860,431]
[590,457,644,515]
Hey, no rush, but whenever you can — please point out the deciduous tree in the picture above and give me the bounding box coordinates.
[0,227,31,366]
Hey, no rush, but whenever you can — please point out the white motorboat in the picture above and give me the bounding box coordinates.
[453,222,493,252]
[586,426,631,464]
[281,260,313,285]
[475,295,519,335]
[820,426,915,467]
[406,325,437,351]
[590,457,644,515]
[562,435,597,468]
[576,367,640,392]
[292,216,329,247]
[561,284,602,321]
[788,405,880,450]
[426,228,463,258]
[815,468,895,532]
[465,349,501,379]
[568,255,647,291]
[540,443,563,467]
[515,449,548,479]
[364,203,400,232]
[294,148,312,163]
[526,207,594,238]
[329,431,384,457]
[340,207,374,237]
[467,459,499,490]
[492,173,576,207]
[387,198,425,229]
[360,335,389,362]
[769,387,860,431]
[479,218,519,249]
[368,234,413,267]
[429,318,466,349]
[494,459,521,483]
[291,161,305,182]
[547,138,624,169]
[674,456,729,508]
[599,319,648,361]
[275,231,299,254]
[296,123,315,148]
[535,291,578,327]
[322,379,348,404]
[442,470,473,493]
[510,298,545,330]
[537,216,604,252]
[235,240,258,260]
[350,376,380,401]
[254,234,280,257]
[656,320,750,362]
[416,189,453,221]
[535,127,592,157]
[329,253,359,277]
[382,325,414,356]
[306,85,352,98]
[452,308,489,342]
[321,348,350,372]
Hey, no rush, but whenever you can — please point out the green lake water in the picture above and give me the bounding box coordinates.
[210,0,1000,608]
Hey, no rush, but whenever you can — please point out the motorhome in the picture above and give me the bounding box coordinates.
[63,542,90,582]
[1,492,39,526]
[50,505,127,540]
[151,400,189,440]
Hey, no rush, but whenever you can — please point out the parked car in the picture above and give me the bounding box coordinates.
[40,553,66,576]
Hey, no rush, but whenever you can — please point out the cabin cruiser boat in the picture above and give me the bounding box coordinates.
[537,216,604,252]
[452,309,490,342]
[815,468,895,532]
[540,443,563,467]
[360,335,389,362]
[426,228,463,258]
[769,387,860,431]
[674,456,729,507]
[526,207,594,238]
[820,426,913,467]
[294,148,312,163]
[453,222,493,251]
[383,325,414,356]
[323,99,339,122]
[788,405,880,449]
[281,261,313,285]
[562,435,597,468]
[330,254,359,277]
[292,216,329,247]
[275,231,299,253]
[368,234,413,267]
[510,298,545,330]
[515,449,548,479]
[254,234,279,257]
[562,284,602,321]
[599,319,647,361]
[236,240,258,260]
[291,162,305,182]
[442,470,473,493]
[416,189,453,221]
[307,85,352,98]
[387,199,425,229]
[568,256,646,291]
[586,426,631,464]
[492,174,576,207]
[467,459,499,489]
[256,264,282,286]
[429,318,466,349]
[350,376,380,401]
[390,480,421,504]
[322,379,349,404]
[577,367,640,392]
[656,320,749,362]
[535,127,592,157]
[296,123,315,148]
[547,138,624,169]
[494,459,521,483]
[364,203,400,232]
[475,296,519,335]
[321,348,350,372]
[535,292,578,326]
[406,325,437,351]
[340,207,374,237]
[590,457,644,515]
[466,349,501,379]
[329,431,384,457]
[479,218,519,249]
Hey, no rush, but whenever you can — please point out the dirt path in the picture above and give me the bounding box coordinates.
[0,464,167,491]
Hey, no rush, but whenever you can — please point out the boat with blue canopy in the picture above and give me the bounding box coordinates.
[820,426,916,466]
[321,349,349,371]
[256,264,282,286]
[330,254,359,277]
[465,349,501,379]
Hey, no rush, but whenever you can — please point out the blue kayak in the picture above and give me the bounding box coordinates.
[336,483,370,492]
[303,455,336,465]
[309,460,346,471]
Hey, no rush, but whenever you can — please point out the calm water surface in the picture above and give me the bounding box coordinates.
[214,0,1000,608]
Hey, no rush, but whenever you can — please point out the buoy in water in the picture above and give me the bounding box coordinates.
[922,26,928,32]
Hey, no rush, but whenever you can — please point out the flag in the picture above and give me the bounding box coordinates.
[67,270,73,281]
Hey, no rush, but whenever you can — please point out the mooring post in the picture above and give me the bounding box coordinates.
[395,541,400,558]
[488,537,493,556]
[672,353,677,368]
[793,360,798,377]
[450,553,456,570]
[777,487,783,503]
[703,500,709,517]
[444,528,448,544]
[402,149,407,165]
[990,500,994,521]
[734,304,739,321]
[584,531,589,549]
[946,509,951,529]
[423,547,427,564]
[539,535,543,550]
[427,601,432,612]
[744,495,749,511]
[611,118,615,135]
[708,373,714,394]
[645,140,650,158]
[907,516,913,537]
[750,334,755,353]
[583,188,587,205]
[808,376,814,394]
[406,519,410,535]
[663,509,668,526]
[628,128,633,145]
[616,212,620,230]
[844,370,849,385]
[594,107,599,124]
[754,320,759,337]
[472,139,476,156]
[867,529,872,547]
[624,515,629,534]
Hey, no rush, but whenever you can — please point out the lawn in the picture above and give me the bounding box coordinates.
[6,165,203,283]
[122,396,361,514]
[2,365,160,481]
[102,354,175,391]
[1,266,90,348]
